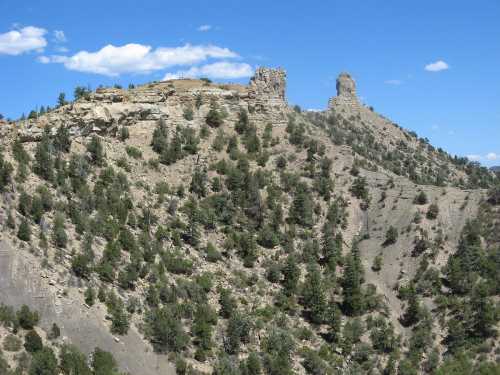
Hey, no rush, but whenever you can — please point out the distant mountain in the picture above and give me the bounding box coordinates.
[491,166,500,172]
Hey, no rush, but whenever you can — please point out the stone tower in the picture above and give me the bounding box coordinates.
[249,67,287,105]
[248,67,288,125]
[328,72,359,109]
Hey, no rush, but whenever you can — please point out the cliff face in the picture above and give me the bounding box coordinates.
[1,67,289,143]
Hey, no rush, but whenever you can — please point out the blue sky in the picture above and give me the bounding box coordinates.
[1,0,499,166]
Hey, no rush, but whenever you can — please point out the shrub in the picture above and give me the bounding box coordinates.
[414,191,428,205]
[426,203,439,220]
[24,330,43,353]
[17,305,39,329]
[384,226,398,246]
[17,218,31,242]
[206,108,223,128]
[125,146,142,159]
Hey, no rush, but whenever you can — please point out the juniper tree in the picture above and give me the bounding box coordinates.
[17,218,31,242]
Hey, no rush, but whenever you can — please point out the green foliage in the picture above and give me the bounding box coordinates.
[262,329,295,375]
[145,307,189,353]
[17,305,39,330]
[92,347,120,375]
[384,226,398,246]
[342,254,363,316]
[0,151,14,192]
[125,146,142,159]
[34,127,54,181]
[49,323,60,340]
[302,263,327,324]
[413,191,428,205]
[87,136,105,166]
[24,330,43,353]
[289,182,313,227]
[54,125,72,153]
[57,92,67,107]
[426,203,439,219]
[282,255,300,296]
[183,106,194,121]
[74,86,92,101]
[29,347,58,375]
[17,218,31,241]
[119,126,130,141]
[52,212,68,248]
[60,344,92,375]
[206,107,224,128]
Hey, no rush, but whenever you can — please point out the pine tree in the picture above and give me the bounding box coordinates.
[182,197,201,247]
[57,92,67,107]
[282,255,300,296]
[302,263,327,324]
[52,212,68,248]
[86,136,105,166]
[54,125,71,153]
[342,254,363,316]
[401,284,420,327]
[34,127,54,181]
[289,182,313,227]
[190,166,208,197]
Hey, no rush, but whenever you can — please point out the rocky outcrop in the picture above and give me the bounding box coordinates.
[0,67,290,143]
[328,72,360,110]
[248,67,288,125]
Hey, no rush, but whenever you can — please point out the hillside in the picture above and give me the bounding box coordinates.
[0,68,499,375]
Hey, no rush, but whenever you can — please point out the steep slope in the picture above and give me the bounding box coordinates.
[0,68,498,375]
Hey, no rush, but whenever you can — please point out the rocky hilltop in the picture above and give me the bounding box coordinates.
[0,67,498,375]
[1,68,289,143]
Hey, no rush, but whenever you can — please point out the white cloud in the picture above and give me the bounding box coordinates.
[0,26,47,55]
[197,25,212,32]
[467,154,482,161]
[44,43,240,76]
[53,30,66,43]
[425,60,449,72]
[384,79,403,85]
[163,61,253,80]
[55,46,69,53]
[486,152,498,161]
[37,55,50,63]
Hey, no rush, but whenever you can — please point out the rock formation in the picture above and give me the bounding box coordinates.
[328,72,360,109]
[0,67,290,143]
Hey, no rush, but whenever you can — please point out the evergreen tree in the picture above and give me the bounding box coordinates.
[401,284,420,327]
[24,330,43,353]
[342,254,363,316]
[190,165,208,197]
[282,255,300,296]
[17,218,31,241]
[54,125,71,153]
[87,136,105,166]
[57,92,67,107]
[34,127,54,181]
[52,212,68,248]
[30,347,58,375]
[151,119,168,154]
[289,182,313,227]
[302,263,327,324]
